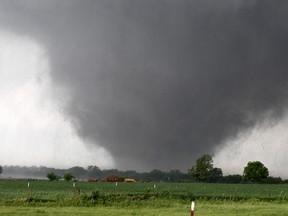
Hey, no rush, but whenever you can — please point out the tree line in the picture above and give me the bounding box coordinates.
[0,165,190,182]
[0,155,287,184]
[188,154,286,184]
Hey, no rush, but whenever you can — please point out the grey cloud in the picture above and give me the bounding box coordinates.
[1,0,288,171]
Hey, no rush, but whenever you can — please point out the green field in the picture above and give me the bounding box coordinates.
[1,203,288,216]
[1,179,288,215]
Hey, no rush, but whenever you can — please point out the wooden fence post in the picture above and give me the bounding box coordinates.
[190,201,195,216]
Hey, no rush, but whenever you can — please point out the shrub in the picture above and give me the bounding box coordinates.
[64,173,75,182]
[47,172,60,181]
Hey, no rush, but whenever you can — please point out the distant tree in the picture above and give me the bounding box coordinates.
[148,169,165,182]
[0,165,2,174]
[222,175,243,184]
[189,154,213,182]
[243,161,269,183]
[266,176,283,184]
[87,165,100,172]
[208,167,223,183]
[122,170,140,181]
[47,172,60,181]
[87,166,102,178]
[67,166,87,178]
[167,170,187,182]
[63,172,75,182]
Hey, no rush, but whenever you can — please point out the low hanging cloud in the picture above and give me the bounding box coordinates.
[1,0,288,173]
[0,30,113,169]
[214,112,288,178]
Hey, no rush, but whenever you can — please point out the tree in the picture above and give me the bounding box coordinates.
[222,174,243,184]
[0,165,2,174]
[87,166,102,178]
[147,169,165,182]
[67,166,87,178]
[208,167,223,183]
[47,172,60,181]
[63,172,75,182]
[243,161,269,182]
[189,154,213,182]
[266,176,283,184]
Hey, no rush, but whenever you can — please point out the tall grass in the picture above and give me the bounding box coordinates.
[1,179,288,207]
[2,202,288,216]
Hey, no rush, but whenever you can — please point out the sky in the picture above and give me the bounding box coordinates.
[1,0,288,177]
[0,31,113,169]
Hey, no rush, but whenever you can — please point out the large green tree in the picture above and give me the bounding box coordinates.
[243,161,269,182]
[189,154,214,182]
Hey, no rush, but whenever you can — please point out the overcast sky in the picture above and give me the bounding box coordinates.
[1,0,288,177]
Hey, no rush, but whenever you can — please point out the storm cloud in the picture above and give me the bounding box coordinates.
[1,0,288,172]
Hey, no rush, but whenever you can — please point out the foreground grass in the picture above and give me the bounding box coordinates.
[1,202,288,216]
[2,180,288,215]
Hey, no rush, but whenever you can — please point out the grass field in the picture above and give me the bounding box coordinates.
[1,180,288,201]
[1,202,288,215]
[1,179,288,215]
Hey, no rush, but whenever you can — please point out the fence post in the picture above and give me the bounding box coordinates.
[190,201,195,216]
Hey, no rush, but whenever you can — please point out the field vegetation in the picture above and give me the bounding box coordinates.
[2,180,288,204]
[1,155,288,215]
[1,180,288,215]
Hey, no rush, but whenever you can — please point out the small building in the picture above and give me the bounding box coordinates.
[124,178,136,183]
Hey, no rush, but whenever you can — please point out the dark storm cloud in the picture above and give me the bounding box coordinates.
[1,0,288,171]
